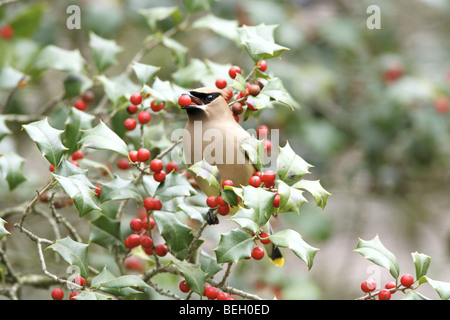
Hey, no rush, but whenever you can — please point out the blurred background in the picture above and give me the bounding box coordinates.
[1,0,450,300]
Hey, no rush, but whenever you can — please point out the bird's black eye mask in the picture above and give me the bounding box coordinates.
[189,91,221,105]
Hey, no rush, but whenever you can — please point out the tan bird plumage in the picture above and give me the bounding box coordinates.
[181,87,283,266]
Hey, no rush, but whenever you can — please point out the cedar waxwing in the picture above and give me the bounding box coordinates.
[181,87,284,266]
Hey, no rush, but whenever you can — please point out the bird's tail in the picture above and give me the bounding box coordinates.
[261,223,284,267]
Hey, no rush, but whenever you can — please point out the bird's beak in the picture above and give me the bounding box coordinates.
[180,92,206,111]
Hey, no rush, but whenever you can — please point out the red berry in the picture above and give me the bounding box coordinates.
[81,91,95,103]
[94,184,101,198]
[74,99,87,111]
[400,274,414,288]
[261,170,276,184]
[0,25,14,39]
[215,78,227,89]
[137,111,151,124]
[273,193,280,208]
[75,275,87,287]
[117,157,130,170]
[129,150,138,163]
[217,195,227,206]
[205,286,219,300]
[217,292,229,300]
[71,150,84,161]
[222,179,234,188]
[434,96,450,114]
[165,161,178,174]
[49,164,55,172]
[150,101,164,112]
[69,291,80,300]
[124,256,144,272]
[248,84,261,97]
[153,170,166,182]
[137,148,151,162]
[257,125,269,139]
[129,218,143,232]
[231,102,244,115]
[217,204,230,216]
[153,199,163,211]
[258,60,267,72]
[51,288,64,300]
[127,105,138,114]
[150,159,163,173]
[124,118,137,131]
[259,232,271,245]
[251,247,265,260]
[206,196,219,208]
[124,234,141,249]
[385,281,396,293]
[143,246,153,255]
[378,289,391,300]
[361,279,377,293]
[263,140,272,152]
[253,171,262,177]
[249,176,261,188]
[179,280,190,293]
[247,101,257,111]
[178,94,192,107]
[130,93,143,105]
[148,217,156,229]
[70,160,79,167]
[140,235,153,249]
[155,244,169,257]
[144,197,158,211]
[228,66,242,79]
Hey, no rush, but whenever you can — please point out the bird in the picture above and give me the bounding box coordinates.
[180,87,284,267]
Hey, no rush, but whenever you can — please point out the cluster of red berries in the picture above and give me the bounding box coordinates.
[360,273,415,300]
[124,201,169,257]
[51,275,87,300]
[179,280,235,300]
[73,91,95,112]
[212,61,268,122]
[249,170,280,208]
[124,92,165,131]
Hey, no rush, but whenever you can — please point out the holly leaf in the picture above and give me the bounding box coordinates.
[132,61,160,86]
[189,160,221,190]
[277,141,312,184]
[22,118,68,167]
[269,229,319,270]
[47,237,89,279]
[63,73,93,100]
[34,45,85,73]
[354,235,400,279]
[161,36,187,67]
[256,77,299,110]
[411,252,431,281]
[424,277,450,300]
[89,214,123,250]
[72,291,112,300]
[153,211,194,259]
[89,32,122,73]
[63,107,95,154]
[99,175,143,203]
[182,0,214,13]
[237,24,289,62]
[0,66,26,90]
[139,6,182,30]
[174,260,208,296]
[53,174,100,217]
[79,121,128,157]
[0,116,11,142]
[276,180,307,214]
[241,136,266,172]
[192,14,239,44]
[0,152,27,191]
[214,228,254,264]
[0,218,10,240]
[230,186,276,232]
[291,179,331,210]
[199,250,222,278]
[155,171,197,198]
